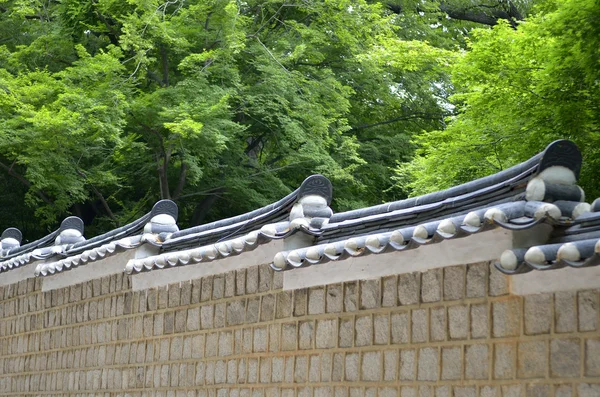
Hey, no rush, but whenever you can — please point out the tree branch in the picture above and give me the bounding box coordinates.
[0,160,54,206]
[350,112,445,131]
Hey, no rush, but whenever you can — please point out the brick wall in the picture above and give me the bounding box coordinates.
[0,261,598,397]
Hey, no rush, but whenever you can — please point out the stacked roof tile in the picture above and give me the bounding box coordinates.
[0,139,597,279]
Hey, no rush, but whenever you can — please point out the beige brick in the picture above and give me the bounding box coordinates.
[281,322,297,351]
[441,346,462,380]
[344,282,358,312]
[502,385,524,397]
[494,343,515,379]
[421,269,441,303]
[272,357,284,383]
[326,284,343,313]
[435,386,451,397]
[444,266,465,301]
[448,305,469,339]
[578,291,598,331]
[471,304,489,339]
[518,341,547,378]
[260,294,275,322]
[550,338,580,378]
[269,323,280,352]
[345,353,359,381]
[360,279,380,309]
[555,385,572,397]
[316,319,337,349]
[554,291,576,333]
[246,266,259,294]
[374,314,389,345]
[175,308,187,332]
[489,262,508,296]
[453,386,476,397]
[430,307,446,342]
[206,332,218,357]
[383,350,398,381]
[401,387,417,397]
[261,357,272,383]
[493,299,520,338]
[213,274,224,300]
[339,318,354,348]
[201,277,212,302]
[524,294,552,335]
[299,321,314,350]
[355,315,373,347]
[227,300,246,326]
[200,305,214,329]
[321,352,333,382]
[585,338,600,376]
[578,384,600,397]
[187,307,200,331]
[526,384,550,397]
[258,264,272,292]
[309,287,325,315]
[400,349,416,380]
[391,311,409,344]
[253,326,268,353]
[248,357,259,383]
[246,297,260,323]
[419,385,434,397]
[417,347,439,381]
[361,351,382,381]
[236,269,246,296]
[412,309,428,343]
[398,273,420,305]
[465,344,489,380]
[481,386,499,397]
[276,291,292,319]
[382,276,397,307]
[225,271,236,298]
[294,289,307,317]
[332,353,344,382]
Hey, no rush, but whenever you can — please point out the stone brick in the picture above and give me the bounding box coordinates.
[502,385,524,397]
[554,291,576,333]
[417,347,439,381]
[489,263,508,296]
[360,279,380,309]
[294,289,307,317]
[585,338,600,376]
[187,307,200,331]
[321,352,332,382]
[224,271,236,298]
[578,384,600,397]
[526,384,550,397]
[281,322,297,351]
[430,307,446,342]
[448,305,469,340]
[421,269,442,303]
[200,305,214,330]
[578,290,598,332]
[398,273,420,305]
[326,284,343,313]
[555,385,572,397]
[344,282,358,312]
[518,341,547,378]
[401,387,417,397]
[236,269,246,296]
[391,312,409,344]
[299,321,314,350]
[335,317,354,348]
[332,353,344,382]
[272,269,284,290]
[276,291,292,319]
[382,276,397,307]
[494,343,515,379]
[435,386,451,397]
[260,294,275,322]
[345,353,359,381]
[419,385,434,397]
[444,266,465,301]
[441,346,462,380]
[308,287,325,315]
[383,350,398,381]
[246,266,259,294]
[465,344,489,380]
[164,311,175,334]
[213,275,225,300]
[218,331,233,357]
[481,386,499,397]
[412,309,428,343]
[466,263,487,298]
[258,264,272,292]
[492,299,520,338]
[227,300,246,326]
[361,351,382,381]
[248,358,259,383]
[524,294,552,335]
[374,314,389,345]
[471,304,489,339]
[206,332,219,357]
[316,319,337,349]
[550,338,580,378]
[260,357,272,383]
[453,386,476,397]
[399,349,416,380]
[355,315,373,347]
[269,323,280,353]
[254,326,268,353]
[246,297,260,323]
[201,277,213,302]
[175,308,187,333]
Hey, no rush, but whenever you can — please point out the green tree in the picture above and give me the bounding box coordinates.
[398,0,600,200]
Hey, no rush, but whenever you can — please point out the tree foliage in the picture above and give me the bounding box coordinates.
[399,0,600,200]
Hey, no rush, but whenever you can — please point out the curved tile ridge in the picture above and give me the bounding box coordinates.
[329,140,581,224]
[125,221,319,274]
[497,237,600,274]
[161,175,333,251]
[271,200,573,271]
